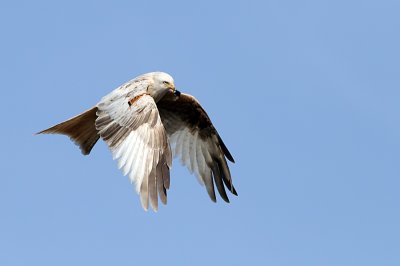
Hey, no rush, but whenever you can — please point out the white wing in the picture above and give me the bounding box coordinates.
[95,80,171,211]
[157,92,236,203]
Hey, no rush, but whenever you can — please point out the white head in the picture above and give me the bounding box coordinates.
[144,72,178,102]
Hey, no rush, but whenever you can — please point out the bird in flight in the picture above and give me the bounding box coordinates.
[38,72,236,211]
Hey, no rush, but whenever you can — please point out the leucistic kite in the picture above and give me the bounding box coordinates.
[38,72,237,211]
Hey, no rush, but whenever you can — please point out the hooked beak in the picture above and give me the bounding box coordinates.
[174,89,181,97]
[170,85,181,97]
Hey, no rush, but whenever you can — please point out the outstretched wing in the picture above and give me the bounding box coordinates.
[95,81,172,211]
[157,92,237,203]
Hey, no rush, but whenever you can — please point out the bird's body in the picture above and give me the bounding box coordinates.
[38,72,236,211]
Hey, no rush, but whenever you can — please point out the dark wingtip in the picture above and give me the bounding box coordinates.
[211,161,231,203]
[204,175,217,203]
[222,196,230,203]
[231,186,238,196]
[217,134,235,163]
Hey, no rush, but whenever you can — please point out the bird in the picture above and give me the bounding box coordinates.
[37,72,237,211]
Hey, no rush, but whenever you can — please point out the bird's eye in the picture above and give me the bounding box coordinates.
[163,81,170,85]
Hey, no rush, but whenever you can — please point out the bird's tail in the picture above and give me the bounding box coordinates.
[37,106,100,155]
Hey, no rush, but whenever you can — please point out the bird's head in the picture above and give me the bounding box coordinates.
[146,72,180,101]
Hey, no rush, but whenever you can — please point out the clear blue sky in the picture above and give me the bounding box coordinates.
[1,1,400,265]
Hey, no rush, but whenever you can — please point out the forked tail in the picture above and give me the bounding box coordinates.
[37,107,100,155]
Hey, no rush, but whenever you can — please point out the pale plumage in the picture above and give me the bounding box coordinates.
[37,72,236,211]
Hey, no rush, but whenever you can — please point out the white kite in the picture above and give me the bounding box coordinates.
[38,72,237,211]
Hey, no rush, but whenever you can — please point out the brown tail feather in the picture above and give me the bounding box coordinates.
[37,107,100,155]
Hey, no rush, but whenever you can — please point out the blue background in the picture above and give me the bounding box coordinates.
[1,1,400,265]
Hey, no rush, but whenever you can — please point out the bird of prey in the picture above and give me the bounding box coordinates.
[38,72,236,211]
